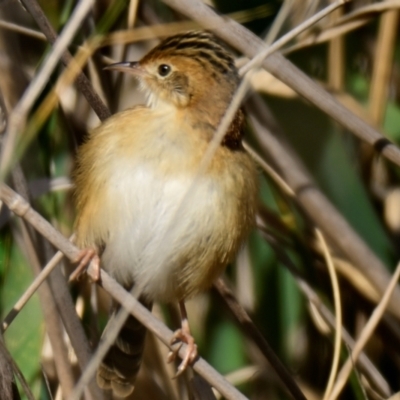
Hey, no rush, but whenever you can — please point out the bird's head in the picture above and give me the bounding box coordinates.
[105,31,239,115]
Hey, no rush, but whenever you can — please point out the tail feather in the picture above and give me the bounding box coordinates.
[97,299,152,397]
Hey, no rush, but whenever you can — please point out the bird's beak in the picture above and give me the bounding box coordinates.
[104,61,145,76]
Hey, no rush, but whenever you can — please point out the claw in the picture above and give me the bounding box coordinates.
[69,248,100,282]
[167,302,198,377]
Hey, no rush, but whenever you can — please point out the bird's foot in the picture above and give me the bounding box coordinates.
[167,325,198,377]
[69,248,100,282]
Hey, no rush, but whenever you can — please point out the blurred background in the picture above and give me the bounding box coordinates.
[1,0,400,399]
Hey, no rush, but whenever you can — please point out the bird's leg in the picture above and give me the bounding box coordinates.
[69,248,101,282]
[168,300,198,376]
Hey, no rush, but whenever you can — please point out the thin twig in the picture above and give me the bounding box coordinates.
[327,6,345,91]
[191,375,217,400]
[48,266,105,400]
[2,242,69,332]
[316,229,342,400]
[283,18,369,54]
[213,279,307,400]
[242,142,294,196]
[0,184,79,260]
[329,261,400,399]
[101,6,271,49]
[69,289,136,400]
[284,1,400,54]
[0,20,46,40]
[0,333,14,400]
[12,222,75,398]
[0,339,35,400]
[262,0,294,45]
[239,0,346,76]
[111,0,140,111]
[369,8,398,125]
[0,0,96,179]
[335,0,400,28]
[19,0,110,121]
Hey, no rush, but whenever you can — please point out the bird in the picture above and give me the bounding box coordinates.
[73,30,258,397]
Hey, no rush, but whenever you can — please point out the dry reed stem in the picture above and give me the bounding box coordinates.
[328,6,345,91]
[213,279,307,400]
[111,0,140,111]
[316,229,342,400]
[191,375,217,400]
[13,222,75,398]
[284,18,369,54]
[218,365,259,394]
[285,1,400,54]
[1,241,69,332]
[0,20,45,40]
[336,0,400,28]
[329,261,400,399]
[242,142,294,196]
[0,0,95,179]
[330,258,380,303]
[0,338,35,400]
[262,0,294,45]
[239,0,346,75]
[369,9,399,125]
[48,267,105,400]
[69,287,141,400]
[102,5,272,48]
[19,0,110,121]
[0,184,79,260]
[144,331,180,399]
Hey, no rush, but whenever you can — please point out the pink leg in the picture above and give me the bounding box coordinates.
[69,248,101,283]
[168,301,198,376]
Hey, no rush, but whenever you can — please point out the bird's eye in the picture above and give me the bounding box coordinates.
[158,64,171,77]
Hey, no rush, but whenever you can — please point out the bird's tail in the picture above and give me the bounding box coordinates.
[97,299,152,397]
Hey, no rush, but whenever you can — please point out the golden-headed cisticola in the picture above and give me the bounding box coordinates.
[73,30,258,397]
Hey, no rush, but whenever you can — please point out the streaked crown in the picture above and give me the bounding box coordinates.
[124,31,239,111]
[142,31,239,83]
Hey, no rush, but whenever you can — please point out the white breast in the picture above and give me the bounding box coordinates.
[101,160,222,301]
